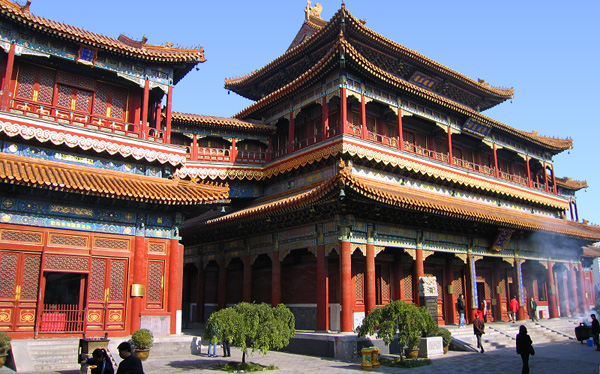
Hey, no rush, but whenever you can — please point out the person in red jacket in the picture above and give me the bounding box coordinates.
[509,296,519,323]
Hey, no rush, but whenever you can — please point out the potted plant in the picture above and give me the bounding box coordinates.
[433,327,452,354]
[131,329,153,361]
[0,332,11,368]
[357,300,436,361]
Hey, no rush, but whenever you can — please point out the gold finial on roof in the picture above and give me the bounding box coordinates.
[21,0,31,13]
[165,41,174,47]
[305,0,323,21]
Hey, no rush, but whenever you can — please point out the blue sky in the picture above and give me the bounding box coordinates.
[29,0,600,232]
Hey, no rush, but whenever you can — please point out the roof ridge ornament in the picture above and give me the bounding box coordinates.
[305,1,323,21]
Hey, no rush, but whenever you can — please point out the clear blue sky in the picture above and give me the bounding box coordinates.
[28,0,600,232]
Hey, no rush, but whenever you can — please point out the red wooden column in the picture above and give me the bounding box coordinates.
[242,255,252,303]
[191,134,198,160]
[396,109,404,151]
[445,260,456,324]
[493,143,500,178]
[526,155,533,188]
[492,262,503,321]
[154,102,161,134]
[1,43,15,111]
[271,251,281,307]
[365,231,376,315]
[413,235,425,307]
[321,97,329,141]
[141,79,150,139]
[217,260,227,310]
[340,87,348,135]
[447,126,453,165]
[547,260,558,318]
[360,95,367,140]
[551,164,557,194]
[543,162,549,192]
[393,258,402,301]
[230,138,237,163]
[165,86,173,144]
[168,238,183,334]
[576,264,587,314]
[130,234,148,332]
[340,239,353,332]
[287,114,295,154]
[316,243,329,331]
[195,260,205,322]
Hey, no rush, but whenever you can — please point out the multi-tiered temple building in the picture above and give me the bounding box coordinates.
[0,0,598,342]
[177,3,600,332]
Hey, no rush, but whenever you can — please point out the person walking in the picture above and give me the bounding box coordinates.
[456,294,466,328]
[591,314,600,351]
[116,342,144,374]
[509,296,519,323]
[516,325,534,374]
[529,298,538,322]
[222,336,231,357]
[480,298,488,323]
[473,312,485,353]
[81,348,114,374]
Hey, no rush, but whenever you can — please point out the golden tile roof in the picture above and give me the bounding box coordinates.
[171,112,276,133]
[207,165,600,241]
[226,6,513,106]
[231,36,571,152]
[583,245,600,257]
[0,0,206,64]
[556,177,588,191]
[0,152,229,204]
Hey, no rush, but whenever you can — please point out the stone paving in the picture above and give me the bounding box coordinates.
[2,338,600,373]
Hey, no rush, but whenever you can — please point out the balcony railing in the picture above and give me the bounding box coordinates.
[9,97,163,141]
[236,150,267,164]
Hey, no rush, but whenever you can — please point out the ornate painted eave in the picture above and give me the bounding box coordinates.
[175,139,568,210]
[226,6,513,108]
[0,152,229,205]
[170,112,276,133]
[231,37,570,153]
[0,0,206,64]
[0,114,188,166]
[204,163,600,241]
[583,245,600,257]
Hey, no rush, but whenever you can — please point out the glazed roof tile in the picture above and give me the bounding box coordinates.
[207,167,600,241]
[171,112,275,133]
[0,152,229,204]
[232,37,571,152]
[556,177,588,191]
[226,7,513,103]
[583,245,600,257]
[0,0,206,64]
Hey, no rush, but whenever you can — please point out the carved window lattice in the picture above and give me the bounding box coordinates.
[38,68,55,103]
[49,234,87,247]
[353,263,364,303]
[21,255,40,300]
[16,64,35,99]
[0,252,17,298]
[403,273,413,299]
[93,84,108,116]
[57,72,95,91]
[109,260,126,301]
[1,230,42,244]
[94,238,128,250]
[454,271,464,297]
[45,255,88,271]
[147,261,164,303]
[149,243,166,253]
[89,259,106,301]
[381,266,390,301]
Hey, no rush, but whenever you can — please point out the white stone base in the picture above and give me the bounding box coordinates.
[417,336,444,358]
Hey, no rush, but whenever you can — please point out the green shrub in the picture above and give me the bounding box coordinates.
[433,327,452,346]
[131,329,154,350]
[0,332,10,355]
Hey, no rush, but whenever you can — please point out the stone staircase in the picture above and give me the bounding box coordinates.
[446,317,580,352]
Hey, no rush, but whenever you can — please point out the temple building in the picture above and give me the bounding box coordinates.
[0,0,228,338]
[178,3,600,332]
[0,0,599,344]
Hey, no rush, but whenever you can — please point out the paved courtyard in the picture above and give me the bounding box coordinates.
[2,338,600,373]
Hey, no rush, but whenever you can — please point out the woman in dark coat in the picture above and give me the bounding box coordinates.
[82,348,114,374]
[516,325,534,374]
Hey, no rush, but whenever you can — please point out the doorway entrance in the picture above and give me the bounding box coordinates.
[38,272,86,333]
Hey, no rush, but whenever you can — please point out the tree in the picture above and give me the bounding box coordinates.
[356,300,436,360]
[203,302,295,364]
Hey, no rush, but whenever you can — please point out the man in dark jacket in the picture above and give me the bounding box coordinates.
[473,312,485,353]
[591,314,600,351]
[456,294,466,328]
[116,342,144,374]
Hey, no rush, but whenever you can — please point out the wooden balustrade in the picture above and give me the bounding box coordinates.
[39,304,85,333]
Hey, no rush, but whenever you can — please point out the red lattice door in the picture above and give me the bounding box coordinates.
[0,251,41,333]
[86,258,128,333]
